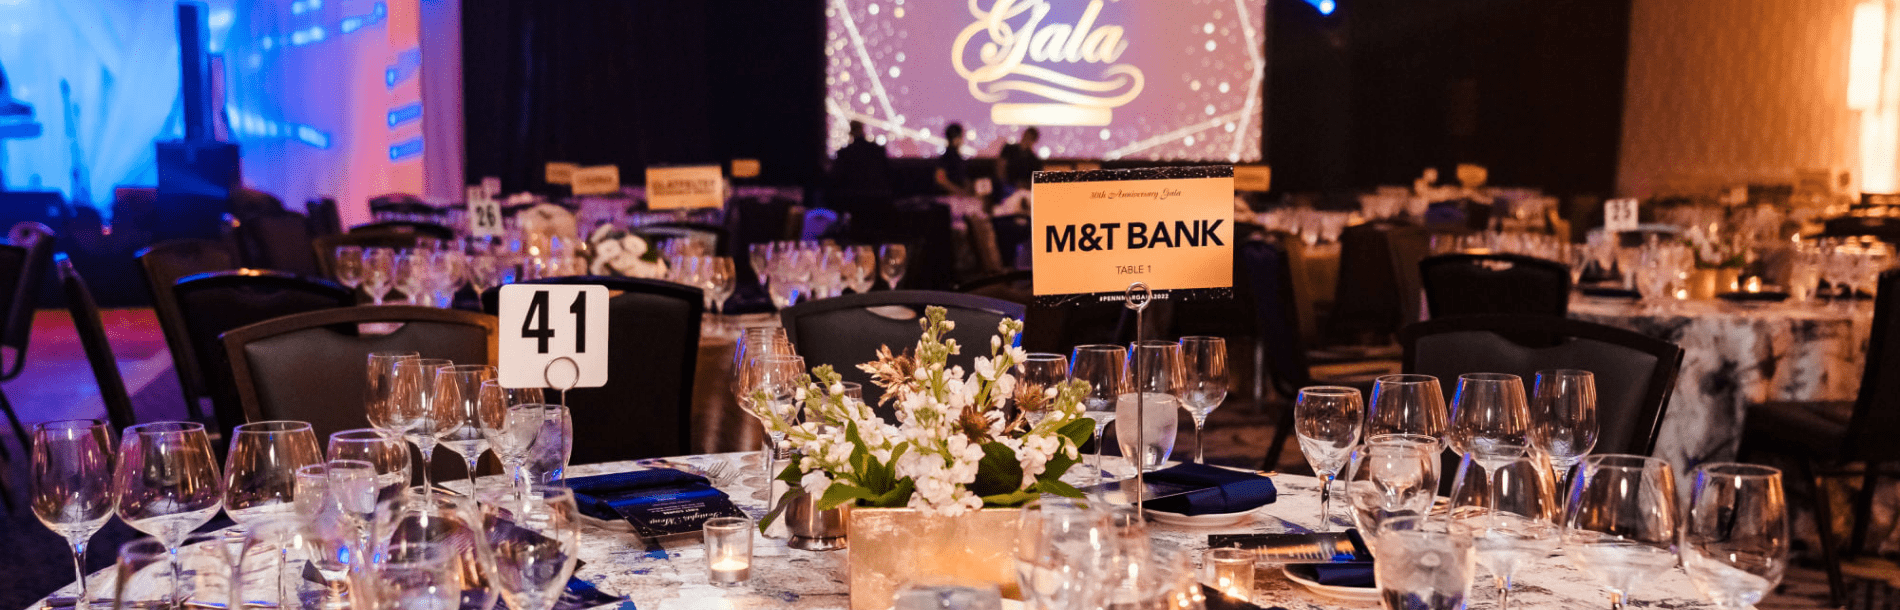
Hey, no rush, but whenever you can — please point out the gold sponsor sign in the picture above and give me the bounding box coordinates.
[646,165,725,210]
[1234,165,1271,192]
[545,162,580,185]
[731,158,762,179]
[570,165,621,196]
[1031,169,1233,297]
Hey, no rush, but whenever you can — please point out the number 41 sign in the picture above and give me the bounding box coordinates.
[499,284,609,389]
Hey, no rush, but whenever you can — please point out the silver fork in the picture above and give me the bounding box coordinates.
[703,460,736,488]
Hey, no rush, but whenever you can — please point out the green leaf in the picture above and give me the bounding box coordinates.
[1035,477,1085,499]
[967,441,1025,498]
[775,461,803,484]
[757,486,800,530]
[979,489,1040,507]
[817,482,879,511]
[1057,417,1095,446]
[869,478,915,507]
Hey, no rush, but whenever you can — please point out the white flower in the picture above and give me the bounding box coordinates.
[801,470,833,497]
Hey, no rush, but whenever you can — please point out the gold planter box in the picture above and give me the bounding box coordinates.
[846,507,1022,610]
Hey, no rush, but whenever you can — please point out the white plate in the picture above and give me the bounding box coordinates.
[1144,506,1258,528]
[1283,564,1381,603]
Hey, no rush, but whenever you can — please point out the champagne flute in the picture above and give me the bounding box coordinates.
[32,420,115,609]
[1683,463,1788,610]
[223,421,324,527]
[362,248,396,305]
[1013,353,1069,429]
[365,351,420,436]
[1448,447,1561,610]
[1344,433,1439,550]
[394,358,453,490]
[113,422,222,606]
[1118,340,1182,472]
[1532,369,1597,486]
[1565,454,1680,610]
[1070,344,1126,486]
[432,364,498,490]
[1450,373,1532,469]
[334,246,364,298]
[1178,336,1228,463]
[1368,374,1449,444]
[479,486,580,610]
[1294,386,1363,531]
[878,243,909,289]
[478,380,546,497]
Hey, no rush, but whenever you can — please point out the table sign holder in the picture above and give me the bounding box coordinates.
[1124,281,1151,517]
[543,356,580,407]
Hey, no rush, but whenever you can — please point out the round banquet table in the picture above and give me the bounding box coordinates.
[1570,296,1870,474]
[41,453,1717,610]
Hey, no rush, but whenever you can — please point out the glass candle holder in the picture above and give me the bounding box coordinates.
[1205,547,1256,598]
[704,516,754,585]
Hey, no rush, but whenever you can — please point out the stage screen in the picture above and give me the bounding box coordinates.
[824,0,1266,162]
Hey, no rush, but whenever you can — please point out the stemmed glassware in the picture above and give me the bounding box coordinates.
[745,353,807,508]
[1565,454,1680,610]
[366,351,420,434]
[432,364,498,490]
[326,428,413,539]
[479,486,581,610]
[878,243,909,289]
[1450,373,1532,467]
[1683,463,1788,610]
[705,257,737,317]
[1448,447,1561,610]
[1118,340,1182,472]
[361,488,495,610]
[1531,369,1597,486]
[113,421,223,605]
[334,246,364,299]
[223,421,324,527]
[394,358,454,490]
[31,419,114,609]
[363,248,396,305]
[1012,353,1069,428]
[396,250,430,305]
[748,243,773,291]
[478,380,547,497]
[1294,386,1363,531]
[847,245,877,293]
[1014,498,1104,610]
[1178,336,1228,463]
[1069,344,1126,486]
[732,327,794,496]
[1344,433,1439,549]
[1367,374,1449,444]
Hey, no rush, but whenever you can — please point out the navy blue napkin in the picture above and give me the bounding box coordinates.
[1139,463,1277,515]
[1286,562,1375,588]
[567,469,711,521]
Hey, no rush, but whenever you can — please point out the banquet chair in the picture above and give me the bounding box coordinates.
[1739,269,1900,604]
[781,290,1024,419]
[1326,220,1411,344]
[137,239,238,422]
[1398,314,1684,490]
[1823,215,1900,244]
[1419,253,1571,319]
[232,210,323,277]
[350,220,456,241]
[175,270,355,447]
[0,221,54,455]
[481,276,702,464]
[222,306,497,484]
[305,197,343,237]
[57,256,135,433]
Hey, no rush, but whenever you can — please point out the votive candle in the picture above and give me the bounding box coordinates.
[704,516,753,585]
[1205,547,1256,598]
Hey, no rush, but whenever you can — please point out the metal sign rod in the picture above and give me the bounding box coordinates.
[1123,282,1152,518]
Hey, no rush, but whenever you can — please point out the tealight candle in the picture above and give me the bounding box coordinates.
[1205,547,1256,599]
[704,516,753,585]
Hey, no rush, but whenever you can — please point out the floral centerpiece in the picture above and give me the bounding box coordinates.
[754,307,1096,523]
[586,225,668,279]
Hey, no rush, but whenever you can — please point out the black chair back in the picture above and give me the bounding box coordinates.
[222,306,496,481]
[306,198,343,237]
[137,239,238,415]
[175,271,354,441]
[233,211,323,276]
[481,277,703,464]
[1845,270,1900,461]
[1824,216,1900,244]
[1420,253,1571,319]
[1400,314,1684,460]
[58,256,136,432]
[2,221,54,380]
[781,290,1025,416]
[1327,221,1408,343]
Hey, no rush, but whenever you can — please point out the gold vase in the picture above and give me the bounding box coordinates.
[846,507,1022,610]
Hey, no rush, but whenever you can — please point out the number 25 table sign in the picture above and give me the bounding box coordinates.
[1030,166,1235,303]
[499,284,610,389]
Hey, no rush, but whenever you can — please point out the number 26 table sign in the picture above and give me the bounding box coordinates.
[499,284,610,389]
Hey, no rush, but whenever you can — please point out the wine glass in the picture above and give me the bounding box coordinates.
[1683,463,1788,610]
[1014,498,1105,610]
[113,422,222,605]
[733,328,794,494]
[1118,340,1182,472]
[394,358,454,490]
[365,351,420,435]
[748,243,773,289]
[1564,454,1680,610]
[113,534,230,610]
[706,256,737,317]
[1448,447,1561,610]
[327,429,413,506]
[361,488,494,610]
[1344,433,1439,551]
[478,380,546,497]
[334,246,364,298]
[1376,515,1478,610]
[432,364,497,491]
[479,486,580,610]
[395,250,430,305]
[847,245,877,293]
[223,420,324,527]
[362,248,396,305]
[1178,336,1228,463]
[1294,386,1363,531]
[1013,353,1069,429]
[31,419,114,609]
[1531,369,1597,486]
[746,354,807,505]
[1070,344,1126,486]
[878,243,909,289]
[1450,373,1532,468]
[1368,374,1449,444]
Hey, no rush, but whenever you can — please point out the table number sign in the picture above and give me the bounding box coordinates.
[647,165,725,210]
[1234,165,1271,192]
[1030,166,1235,304]
[499,284,610,389]
[467,186,502,238]
[571,165,622,196]
[1604,198,1640,234]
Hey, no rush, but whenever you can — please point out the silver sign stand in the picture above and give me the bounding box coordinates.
[1123,281,1152,517]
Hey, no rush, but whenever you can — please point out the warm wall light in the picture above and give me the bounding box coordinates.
[1849,2,1887,110]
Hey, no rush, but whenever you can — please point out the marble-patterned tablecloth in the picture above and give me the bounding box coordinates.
[1571,297,1870,474]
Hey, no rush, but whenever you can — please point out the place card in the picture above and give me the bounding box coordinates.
[571,165,622,196]
[647,165,725,209]
[1030,166,1234,304]
[498,284,609,389]
[1604,197,1639,233]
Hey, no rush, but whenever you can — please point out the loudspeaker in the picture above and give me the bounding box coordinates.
[155,139,239,241]
[177,2,213,141]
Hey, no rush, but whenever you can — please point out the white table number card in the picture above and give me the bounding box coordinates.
[499,284,610,389]
[467,186,502,238]
[1604,198,1640,234]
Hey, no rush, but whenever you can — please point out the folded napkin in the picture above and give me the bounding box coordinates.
[567,469,744,544]
[1287,562,1375,588]
[1139,463,1277,516]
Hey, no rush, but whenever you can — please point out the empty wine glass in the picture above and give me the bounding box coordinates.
[706,256,737,317]
[1565,454,1680,610]
[113,422,222,606]
[327,429,413,507]
[1448,447,1561,610]
[334,246,364,298]
[1014,498,1105,610]
[1368,374,1449,445]
[1294,386,1363,530]
[32,420,115,609]
[746,354,807,504]
[878,243,909,289]
[1531,369,1597,486]
[733,328,794,496]
[478,380,546,497]
[748,243,773,289]
[361,489,494,610]
[1118,340,1182,472]
[365,351,419,434]
[1344,433,1439,551]
[479,486,580,610]
[432,364,497,490]
[394,358,454,490]
[1450,373,1532,467]
[224,421,324,527]
[1070,344,1126,486]
[847,245,877,293]
[362,248,396,305]
[1683,463,1788,610]
[1013,353,1069,429]
[1178,336,1228,463]
[113,534,230,610]
[395,250,430,305]
[1377,516,1478,610]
